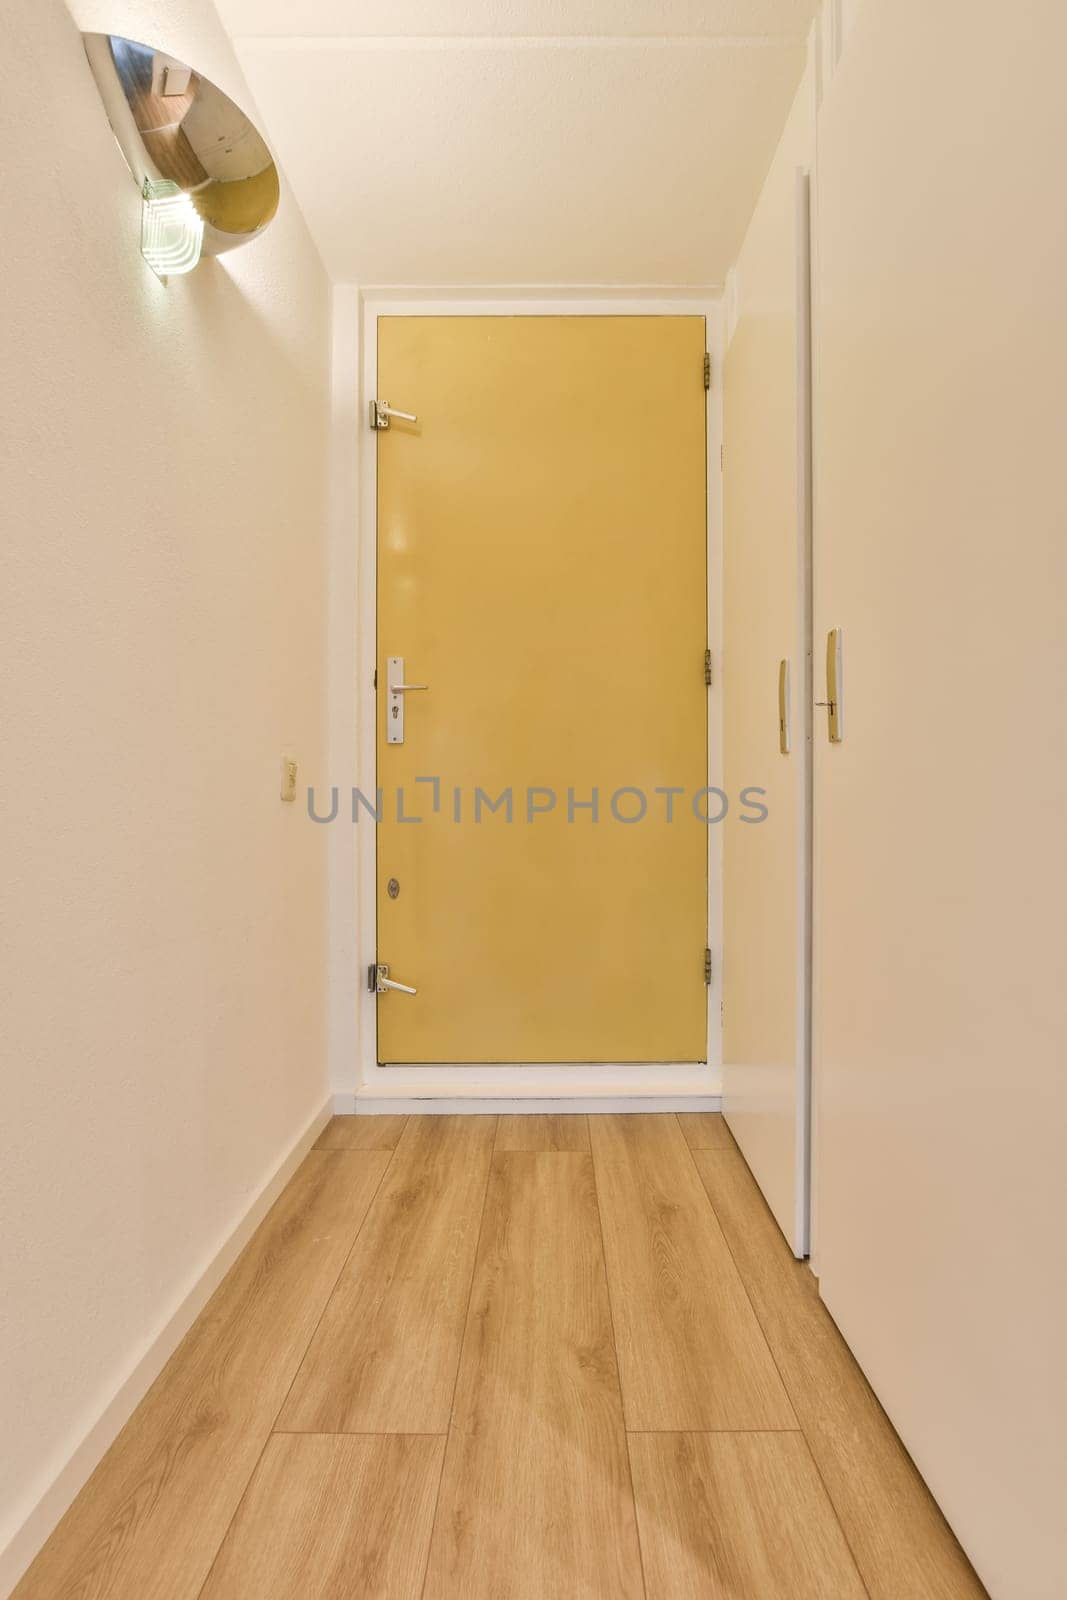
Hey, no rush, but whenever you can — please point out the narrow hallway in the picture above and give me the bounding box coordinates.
[14,1115,986,1599]
[4,3,1066,1595]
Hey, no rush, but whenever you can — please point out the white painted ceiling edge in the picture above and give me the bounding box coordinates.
[216,1,821,41]
[213,0,819,285]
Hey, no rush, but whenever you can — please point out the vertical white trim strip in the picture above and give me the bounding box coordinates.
[794,173,815,1258]
[327,285,363,1096]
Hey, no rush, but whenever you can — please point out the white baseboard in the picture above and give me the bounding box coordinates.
[0,1097,333,1600]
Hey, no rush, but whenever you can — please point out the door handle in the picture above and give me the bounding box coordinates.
[370,400,418,431]
[369,963,417,996]
[815,627,843,742]
[386,656,427,744]
[778,659,791,754]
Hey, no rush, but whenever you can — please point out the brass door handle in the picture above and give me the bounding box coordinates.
[819,628,843,742]
[778,659,791,755]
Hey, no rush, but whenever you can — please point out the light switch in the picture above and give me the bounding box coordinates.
[281,757,298,802]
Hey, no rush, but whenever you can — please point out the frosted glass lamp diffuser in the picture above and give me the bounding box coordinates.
[140,179,204,278]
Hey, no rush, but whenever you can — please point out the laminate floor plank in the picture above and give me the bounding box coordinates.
[693,1149,989,1600]
[630,1431,867,1600]
[279,1116,497,1434]
[589,1115,795,1431]
[423,1152,644,1600]
[315,1114,408,1151]
[12,1151,390,1600]
[199,1434,444,1600]
[11,1116,990,1600]
[675,1111,734,1151]
[495,1113,591,1152]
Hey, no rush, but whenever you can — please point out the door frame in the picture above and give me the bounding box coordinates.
[350,292,723,1108]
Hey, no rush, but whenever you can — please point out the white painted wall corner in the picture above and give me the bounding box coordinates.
[0,1097,333,1600]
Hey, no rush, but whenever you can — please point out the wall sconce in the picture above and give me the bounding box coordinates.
[83,34,280,280]
[140,179,204,277]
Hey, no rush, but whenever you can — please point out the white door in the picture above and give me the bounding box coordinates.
[721,64,815,1257]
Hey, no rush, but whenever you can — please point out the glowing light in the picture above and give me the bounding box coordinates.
[140,178,204,278]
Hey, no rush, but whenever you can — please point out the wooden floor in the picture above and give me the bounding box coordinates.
[14,1114,988,1600]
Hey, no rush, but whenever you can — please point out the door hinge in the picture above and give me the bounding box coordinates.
[704,948,713,986]
[704,648,713,687]
[720,442,726,472]
[703,351,711,391]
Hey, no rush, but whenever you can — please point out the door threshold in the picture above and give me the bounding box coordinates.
[342,1065,722,1115]
[344,1093,722,1115]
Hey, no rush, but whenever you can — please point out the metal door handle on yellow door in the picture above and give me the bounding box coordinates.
[369,964,417,996]
[370,400,418,430]
[386,656,429,745]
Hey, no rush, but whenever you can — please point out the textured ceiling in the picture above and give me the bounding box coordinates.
[215,1,818,286]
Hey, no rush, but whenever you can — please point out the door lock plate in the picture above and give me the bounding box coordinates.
[385,656,429,745]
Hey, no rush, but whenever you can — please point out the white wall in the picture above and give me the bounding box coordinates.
[0,0,332,1588]
[812,1,1067,1594]
[722,44,815,1255]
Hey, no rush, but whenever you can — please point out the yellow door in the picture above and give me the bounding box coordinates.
[376,316,708,1064]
